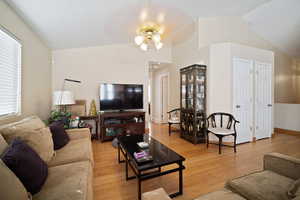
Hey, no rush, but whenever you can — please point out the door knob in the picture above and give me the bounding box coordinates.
[236,105,241,108]
[267,104,272,107]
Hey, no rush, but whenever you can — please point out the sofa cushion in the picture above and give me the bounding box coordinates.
[288,179,300,198]
[0,127,55,163]
[47,138,93,167]
[226,170,293,200]
[0,116,45,136]
[49,121,70,150]
[33,161,92,200]
[22,128,55,163]
[0,116,46,143]
[0,134,8,154]
[264,153,300,180]
[1,139,48,195]
[66,128,91,140]
[194,189,246,200]
[0,160,29,200]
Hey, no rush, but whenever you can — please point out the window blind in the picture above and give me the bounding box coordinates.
[0,28,21,117]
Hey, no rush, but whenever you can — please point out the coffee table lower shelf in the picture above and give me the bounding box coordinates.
[118,143,185,200]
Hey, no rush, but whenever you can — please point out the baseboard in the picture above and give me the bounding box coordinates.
[152,117,161,124]
[274,128,300,136]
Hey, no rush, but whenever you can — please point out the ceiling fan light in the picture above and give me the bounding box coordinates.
[155,42,163,50]
[152,33,161,43]
[135,35,144,45]
[140,43,148,51]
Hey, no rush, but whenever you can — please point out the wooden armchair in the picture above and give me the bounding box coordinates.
[206,112,240,154]
[167,108,181,136]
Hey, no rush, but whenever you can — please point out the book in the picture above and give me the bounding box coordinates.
[134,150,153,164]
[137,142,149,148]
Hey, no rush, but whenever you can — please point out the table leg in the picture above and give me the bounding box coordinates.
[179,162,183,195]
[125,153,129,180]
[118,143,121,163]
[96,119,99,140]
[138,175,142,200]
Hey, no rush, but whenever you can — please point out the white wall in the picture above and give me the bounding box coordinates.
[171,22,210,110]
[209,43,274,139]
[275,104,300,132]
[204,43,274,142]
[0,1,51,124]
[52,44,172,121]
[197,16,296,104]
[294,59,300,103]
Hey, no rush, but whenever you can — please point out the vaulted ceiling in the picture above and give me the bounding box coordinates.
[4,0,300,58]
[244,0,300,58]
[4,0,269,49]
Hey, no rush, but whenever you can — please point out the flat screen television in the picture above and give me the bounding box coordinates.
[100,83,143,111]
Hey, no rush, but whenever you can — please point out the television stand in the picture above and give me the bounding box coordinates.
[99,111,145,142]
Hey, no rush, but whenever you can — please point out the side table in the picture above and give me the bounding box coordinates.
[79,115,99,140]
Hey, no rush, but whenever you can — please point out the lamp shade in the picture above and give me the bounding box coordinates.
[53,91,75,105]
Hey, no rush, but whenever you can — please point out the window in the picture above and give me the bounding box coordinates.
[0,27,21,117]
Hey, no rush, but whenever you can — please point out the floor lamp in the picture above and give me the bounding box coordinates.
[53,79,82,111]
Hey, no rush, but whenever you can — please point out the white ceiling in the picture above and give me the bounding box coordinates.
[5,0,269,50]
[244,0,300,58]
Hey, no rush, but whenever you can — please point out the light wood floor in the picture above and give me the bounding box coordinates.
[92,123,300,200]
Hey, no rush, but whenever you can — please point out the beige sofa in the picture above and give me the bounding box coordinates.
[0,116,94,200]
[143,153,300,200]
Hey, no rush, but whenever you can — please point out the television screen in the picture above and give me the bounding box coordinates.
[100,83,143,111]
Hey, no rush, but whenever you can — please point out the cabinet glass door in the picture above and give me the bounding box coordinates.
[181,73,186,108]
[186,73,194,109]
[196,71,205,111]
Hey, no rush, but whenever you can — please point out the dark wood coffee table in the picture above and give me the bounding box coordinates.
[118,134,186,200]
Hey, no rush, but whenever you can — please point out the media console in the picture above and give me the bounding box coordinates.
[99,111,145,142]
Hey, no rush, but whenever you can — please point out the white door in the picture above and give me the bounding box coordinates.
[232,58,254,144]
[161,75,169,123]
[255,62,272,140]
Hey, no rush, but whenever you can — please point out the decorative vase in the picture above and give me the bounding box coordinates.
[89,100,97,116]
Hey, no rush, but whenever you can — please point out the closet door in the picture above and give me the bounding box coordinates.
[255,62,272,140]
[232,58,254,144]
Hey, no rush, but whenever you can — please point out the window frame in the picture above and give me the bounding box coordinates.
[0,25,22,119]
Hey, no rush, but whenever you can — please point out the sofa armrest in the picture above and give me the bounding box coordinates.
[66,128,91,140]
[264,152,300,180]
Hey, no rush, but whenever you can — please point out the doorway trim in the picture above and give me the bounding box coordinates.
[159,72,170,123]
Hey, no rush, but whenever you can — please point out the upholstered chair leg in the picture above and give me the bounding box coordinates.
[206,132,209,148]
[234,135,237,153]
[168,123,171,136]
[218,136,222,154]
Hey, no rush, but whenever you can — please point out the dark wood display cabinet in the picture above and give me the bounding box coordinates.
[99,111,145,142]
[180,64,207,144]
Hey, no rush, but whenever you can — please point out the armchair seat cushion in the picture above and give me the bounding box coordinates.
[226,170,293,200]
[168,119,180,124]
[47,138,93,167]
[208,128,234,135]
[142,188,171,200]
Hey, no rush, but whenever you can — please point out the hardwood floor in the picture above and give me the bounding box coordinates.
[92,123,300,200]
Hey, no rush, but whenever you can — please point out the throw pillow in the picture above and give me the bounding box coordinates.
[0,134,8,154]
[21,128,55,163]
[0,127,55,163]
[288,179,300,199]
[0,116,46,141]
[1,139,48,195]
[49,121,70,150]
[0,160,29,200]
